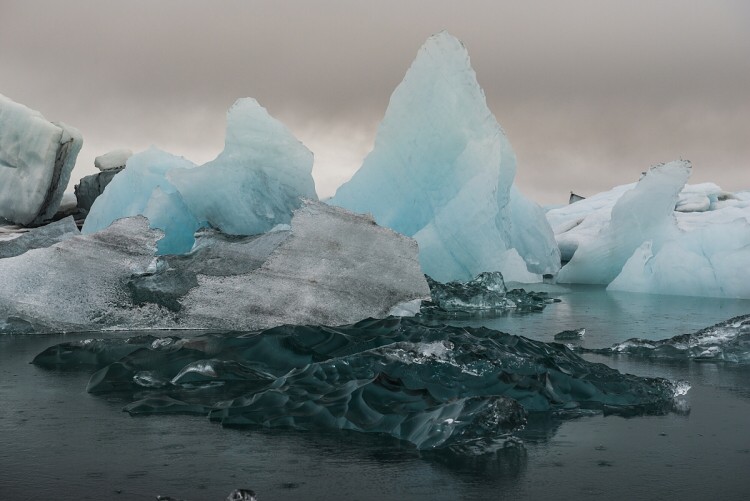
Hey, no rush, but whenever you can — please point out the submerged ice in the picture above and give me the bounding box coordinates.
[34,317,685,450]
[330,32,559,283]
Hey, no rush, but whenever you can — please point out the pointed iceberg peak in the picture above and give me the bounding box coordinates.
[330,32,559,282]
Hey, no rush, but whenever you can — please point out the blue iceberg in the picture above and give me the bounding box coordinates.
[330,32,560,283]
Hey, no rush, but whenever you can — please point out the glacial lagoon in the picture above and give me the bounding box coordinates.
[2,286,749,500]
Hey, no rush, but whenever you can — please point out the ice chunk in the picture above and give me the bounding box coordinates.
[554,328,585,341]
[94,148,132,171]
[421,271,557,316]
[0,216,78,259]
[0,93,83,225]
[1,201,430,332]
[74,168,123,212]
[0,217,167,331]
[169,98,317,236]
[608,218,750,298]
[557,161,691,284]
[35,316,684,449]
[177,201,431,329]
[82,147,203,254]
[330,32,559,282]
[590,314,750,363]
[84,99,317,250]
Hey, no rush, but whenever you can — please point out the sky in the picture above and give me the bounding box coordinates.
[1,0,748,204]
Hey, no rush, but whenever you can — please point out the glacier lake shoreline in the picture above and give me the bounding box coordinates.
[1,286,750,500]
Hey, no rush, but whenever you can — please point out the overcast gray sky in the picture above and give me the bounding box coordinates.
[1,0,748,204]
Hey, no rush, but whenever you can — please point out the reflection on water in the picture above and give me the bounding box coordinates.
[1,287,750,500]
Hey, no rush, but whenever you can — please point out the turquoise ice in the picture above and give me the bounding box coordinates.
[330,32,560,283]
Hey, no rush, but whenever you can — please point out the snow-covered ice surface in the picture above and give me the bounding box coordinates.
[1,201,429,333]
[0,216,79,259]
[556,161,691,285]
[330,32,559,282]
[0,94,83,225]
[83,99,316,254]
[549,161,750,297]
[94,148,132,171]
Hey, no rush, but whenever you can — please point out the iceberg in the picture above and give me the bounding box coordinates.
[82,148,202,255]
[421,271,558,316]
[169,98,317,236]
[549,161,750,297]
[83,98,316,253]
[556,161,691,284]
[588,314,750,363]
[0,216,78,259]
[0,93,83,225]
[74,149,131,212]
[0,201,430,332]
[330,32,560,282]
[94,148,132,171]
[34,316,685,450]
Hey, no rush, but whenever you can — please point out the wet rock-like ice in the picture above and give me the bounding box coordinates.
[83,99,316,254]
[590,314,750,363]
[0,216,79,259]
[330,32,559,282]
[0,93,83,225]
[1,201,429,332]
[421,272,558,316]
[34,316,684,450]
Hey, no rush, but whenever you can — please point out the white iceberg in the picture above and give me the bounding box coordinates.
[329,32,560,282]
[557,161,691,284]
[549,161,750,298]
[0,93,83,225]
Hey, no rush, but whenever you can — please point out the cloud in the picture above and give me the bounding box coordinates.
[1,0,748,203]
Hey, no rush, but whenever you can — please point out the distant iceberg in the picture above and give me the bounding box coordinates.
[330,32,560,283]
[549,161,750,298]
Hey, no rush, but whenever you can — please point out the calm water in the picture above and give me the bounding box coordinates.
[1,286,750,500]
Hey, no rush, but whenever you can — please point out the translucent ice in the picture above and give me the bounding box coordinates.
[0,93,83,225]
[83,99,317,253]
[421,272,557,316]
[82,148,203,255]
[330,32,559,282]
[169,98,317,236]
